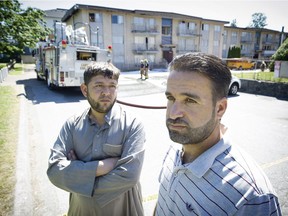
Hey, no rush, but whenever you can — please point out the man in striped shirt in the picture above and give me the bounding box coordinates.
[155,53,281,215]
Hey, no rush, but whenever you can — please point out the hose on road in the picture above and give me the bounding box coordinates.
[116,99,166,109]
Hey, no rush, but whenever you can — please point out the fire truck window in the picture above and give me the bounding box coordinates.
[77,52,96,61]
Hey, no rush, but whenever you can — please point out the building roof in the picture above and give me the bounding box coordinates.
[224,25,287,33]
[44,8,67,19]
[62,4,229,24]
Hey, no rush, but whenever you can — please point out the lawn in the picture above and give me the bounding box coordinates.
[232,71,288,83]
[0,64,22,215]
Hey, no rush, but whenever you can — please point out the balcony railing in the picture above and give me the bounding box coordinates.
[161,36,172,45]
[241,37,253,43]
[262,50,276,56]
[131,24,158,33]
[132,43,158,53]
[177,47,199,53]
[177,28,200,36]
[262,38,279,45]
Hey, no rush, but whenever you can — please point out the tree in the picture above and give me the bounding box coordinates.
[0,0,49,60]
[227,46,241,58]
[268,38,288,71]
[230,19,237,27]
[249,12,267,28]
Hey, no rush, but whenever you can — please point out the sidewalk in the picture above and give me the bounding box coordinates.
[0,64,35,87]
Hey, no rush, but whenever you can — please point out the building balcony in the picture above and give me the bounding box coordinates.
[240,37,253,43]
[177,48,199,53]
[131,24,159,34]
[262,39,279,45]
[262,50,276,56]
[132,43,158,53]
[240,50,254,57]
[177,29,200,37]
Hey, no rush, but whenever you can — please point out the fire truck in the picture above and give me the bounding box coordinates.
[34,22,112,89]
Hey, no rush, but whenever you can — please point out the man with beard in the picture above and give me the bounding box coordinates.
[47,62,145,215]
[155,53,281,215]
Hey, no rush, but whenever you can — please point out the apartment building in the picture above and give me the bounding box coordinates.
[223,26,285,60]
[44,8,67,28]
[57,4,287,71]
[61,4,229,70]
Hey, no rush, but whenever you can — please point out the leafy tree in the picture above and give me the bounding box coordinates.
[230,19,237,27]
[249,12,267,28]
[269,38,288,71]
[0,0,49,60]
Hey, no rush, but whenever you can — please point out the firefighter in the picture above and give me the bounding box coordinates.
[140,60,145,80]
[144,59,149,79]
[260,61,266,72]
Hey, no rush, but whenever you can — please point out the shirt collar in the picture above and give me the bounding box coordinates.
[86,103,120,126]
[184,130,232,178]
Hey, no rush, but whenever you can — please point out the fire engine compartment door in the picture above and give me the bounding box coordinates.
[74,49,97,76]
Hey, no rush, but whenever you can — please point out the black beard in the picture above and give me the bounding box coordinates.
[166,111,217,145]
[87,92,116,114]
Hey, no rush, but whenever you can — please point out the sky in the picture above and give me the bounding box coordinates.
[18,0,288,32]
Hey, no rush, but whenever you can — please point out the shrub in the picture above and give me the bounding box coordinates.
[269,38,288,71]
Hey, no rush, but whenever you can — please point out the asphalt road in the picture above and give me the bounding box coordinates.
[4,65,288,216]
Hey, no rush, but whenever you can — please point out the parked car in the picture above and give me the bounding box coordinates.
[229,75,241,95]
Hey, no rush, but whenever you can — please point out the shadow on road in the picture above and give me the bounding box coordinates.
[16,77,85,104]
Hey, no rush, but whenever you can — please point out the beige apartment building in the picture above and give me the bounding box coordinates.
[54,4,286,71]
[223,26,285,60]
[61,4,229,70]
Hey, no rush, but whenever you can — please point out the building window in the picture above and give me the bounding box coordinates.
[188,22,196,30]
[89,13,95,22]
[112,15,123,24]
[162,18,172,35]
[95,13,102,23]
[214,25,221,32]
[202,24,209,31]
[162,26,171,35]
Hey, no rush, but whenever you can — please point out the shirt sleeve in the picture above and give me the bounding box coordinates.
[47,117,99,197]
[235,193,282,216]
[93,117,146,207]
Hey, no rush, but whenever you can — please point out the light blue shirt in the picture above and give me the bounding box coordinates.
[156,129,282,216]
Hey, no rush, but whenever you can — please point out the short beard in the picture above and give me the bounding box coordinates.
[166,110,217,145]
[87,91,116,114]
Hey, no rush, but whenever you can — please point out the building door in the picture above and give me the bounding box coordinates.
[163,49,173,63]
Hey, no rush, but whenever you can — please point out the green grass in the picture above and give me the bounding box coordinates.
[0,63,23,75]
[7,64,23,75]
[0,86,19,215]
[232,71,288,83]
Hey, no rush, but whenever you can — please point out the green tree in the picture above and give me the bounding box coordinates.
[249,12,267,28]
[269,38,288,71]
[227,46,241,58]
[0,0,49,59]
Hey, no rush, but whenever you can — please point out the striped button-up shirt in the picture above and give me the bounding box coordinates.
[156,130,281,216]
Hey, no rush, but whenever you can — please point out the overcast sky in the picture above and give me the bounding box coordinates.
[19,0,287,32]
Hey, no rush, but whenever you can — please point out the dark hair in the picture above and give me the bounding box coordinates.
[168,52,232,101]
[84,62,120,85]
